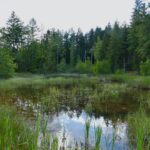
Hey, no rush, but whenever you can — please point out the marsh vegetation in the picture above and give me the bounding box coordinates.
[0,74,150,149]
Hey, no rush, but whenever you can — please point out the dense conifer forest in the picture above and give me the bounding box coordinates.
[0,0,150,77]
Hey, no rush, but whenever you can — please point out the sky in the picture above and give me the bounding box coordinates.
[0,0,136,33]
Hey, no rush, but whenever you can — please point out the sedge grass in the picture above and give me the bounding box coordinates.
[128,108,150,150]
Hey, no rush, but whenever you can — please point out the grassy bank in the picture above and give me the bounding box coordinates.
[0,73,149,112]
[0,74,98,90]
[107,74,150,90]
[0,73,150,90]
[0,74,143,115]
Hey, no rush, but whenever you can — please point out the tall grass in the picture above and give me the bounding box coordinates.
[0,106,58,150]
[0,74,98,90]
[1,104,149,150]
[128,108,150,150]
[94,126,102,150]
[0,73,150,91]
[108,74,150,89]
[85,119,91,150]
[0,105,117,150]
[0,106,37,149]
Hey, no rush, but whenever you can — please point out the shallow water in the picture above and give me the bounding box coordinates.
[0,85,148,149]
[46,110,128,150]
[14,98,128,149]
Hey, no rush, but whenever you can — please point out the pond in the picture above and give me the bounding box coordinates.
[46,110,128,150]
[0,82,148,150]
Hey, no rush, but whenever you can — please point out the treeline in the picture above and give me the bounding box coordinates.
[0,0,150,77]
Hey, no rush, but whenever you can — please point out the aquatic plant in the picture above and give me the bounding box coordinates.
[128,108,150,150]
[94,126,102,150]
[0,74,150,149]
[85,119,91,150]
[0,106,60,150]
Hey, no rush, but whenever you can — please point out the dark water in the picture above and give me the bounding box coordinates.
[0,86,146,150]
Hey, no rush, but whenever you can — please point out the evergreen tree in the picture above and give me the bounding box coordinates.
[0,49,16,78]
[136,4,150,61]
[108,22,122,71]
[16,42,42,73]
[70,42,78,67]
[101,23,112,60]
[128,0,147,70]
[93,37,103,61]
[0,5,149,75]
[1,11,26,52]
[63,32,70,64]
[120,25,129,72]
[27,18,39,43]
[76,28,85,62]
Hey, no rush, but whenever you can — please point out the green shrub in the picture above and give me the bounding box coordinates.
[140,59,150,76]
[75,61,92,73]
[115,69,124,74]
[57,59,69,72]
[92,60,111,74]
[0,49,16,78]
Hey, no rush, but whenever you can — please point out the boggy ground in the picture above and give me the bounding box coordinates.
[0,73,150,150]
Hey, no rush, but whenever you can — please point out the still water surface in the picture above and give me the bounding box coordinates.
[0,86,143,149]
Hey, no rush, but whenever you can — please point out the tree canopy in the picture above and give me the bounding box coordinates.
[0,0,150,77]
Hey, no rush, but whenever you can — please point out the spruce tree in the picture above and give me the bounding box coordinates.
[1,11,26,52]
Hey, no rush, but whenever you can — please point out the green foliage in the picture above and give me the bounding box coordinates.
[137,15,150,60]
[0,106,59,150]
[0,106,36,149]
[27,18,39,43]
[57,59,68,72]
[94,37,103,61]
[51,138,58,150]
[93,60,111,74]
[108,22,125,71]
[0,49,16,78]
[85,103,93,116]
[41,30,63,73]
[128,109,150,150]
[70,42,78,66]
[94,126,102,150]
[85,119,91,150]
[75,61,93,73]
[0,75,150,149]
[140,59,150,75]
[1,11,26,52]
[115,69,124,74]
[0,2,150,76]
[17,42,43,73]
